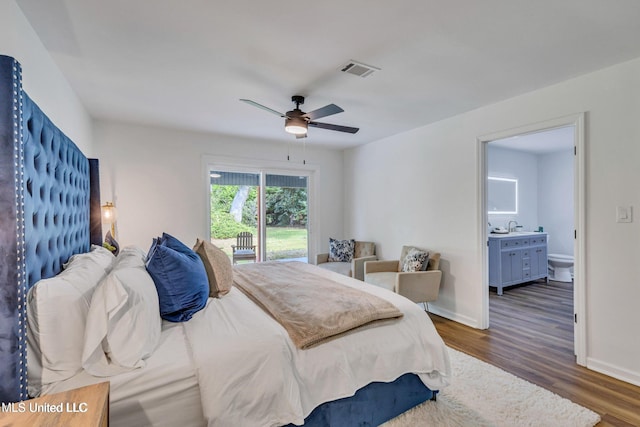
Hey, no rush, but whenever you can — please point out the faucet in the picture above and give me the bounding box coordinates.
[507,220,519,233]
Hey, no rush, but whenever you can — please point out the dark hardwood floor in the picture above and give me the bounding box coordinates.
[429,280,640,426]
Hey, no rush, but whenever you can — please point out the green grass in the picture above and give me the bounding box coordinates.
[266,227,307,260]
[266,227,307,250]
[211,226,307,260]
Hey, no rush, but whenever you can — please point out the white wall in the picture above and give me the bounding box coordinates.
[93,120,344,254]
[538,150,574,256]
[487,146,539,232]
[345,56,640,385]
[0,0,93,154]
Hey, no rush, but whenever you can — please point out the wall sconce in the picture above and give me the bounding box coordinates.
[101,201,117,236]
[101,201,119,254]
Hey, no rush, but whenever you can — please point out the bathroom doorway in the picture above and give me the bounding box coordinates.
[478,114,586,365]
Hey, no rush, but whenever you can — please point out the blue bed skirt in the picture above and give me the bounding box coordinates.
[285,373,436,427]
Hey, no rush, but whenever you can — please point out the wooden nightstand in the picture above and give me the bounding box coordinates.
[0,382,109,427]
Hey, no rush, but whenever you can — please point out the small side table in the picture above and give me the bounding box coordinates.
[0,382,109,426]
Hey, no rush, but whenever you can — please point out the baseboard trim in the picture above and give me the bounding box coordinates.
[427,305,480,329]
[587,357,640,388]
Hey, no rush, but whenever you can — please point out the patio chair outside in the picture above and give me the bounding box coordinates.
[232,231,257,264]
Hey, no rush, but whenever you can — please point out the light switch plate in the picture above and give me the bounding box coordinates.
[616,206,633,223]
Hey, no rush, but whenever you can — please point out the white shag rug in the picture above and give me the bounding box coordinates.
[383,348,601,427]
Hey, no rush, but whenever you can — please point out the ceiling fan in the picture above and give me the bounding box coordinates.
[240,95,359,138]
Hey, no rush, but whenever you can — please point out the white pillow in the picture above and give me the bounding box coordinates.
[27,245,115,396]
[82,246,161,377]
[64,244,116,269]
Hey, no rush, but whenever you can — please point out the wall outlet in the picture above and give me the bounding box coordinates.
[616,206,633,223]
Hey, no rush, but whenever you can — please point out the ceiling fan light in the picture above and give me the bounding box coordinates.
[285,117,308,135]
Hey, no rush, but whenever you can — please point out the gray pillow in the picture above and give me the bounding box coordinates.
[401,248,430,272]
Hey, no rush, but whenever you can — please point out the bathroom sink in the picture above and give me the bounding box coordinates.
[510,231,545,236]
[490,231,544,237]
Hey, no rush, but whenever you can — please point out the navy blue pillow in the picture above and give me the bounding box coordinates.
[160,232,193,254]
[147,236,160,261]
[146,233,209,322]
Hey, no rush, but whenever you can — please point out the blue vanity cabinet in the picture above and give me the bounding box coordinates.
[528,234,548,280]
[499,249,523,285]
[489,233,548,295]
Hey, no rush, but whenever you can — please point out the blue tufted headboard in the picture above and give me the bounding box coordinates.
[0,55,102,403]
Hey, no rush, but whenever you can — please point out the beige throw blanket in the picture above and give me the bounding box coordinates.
[233,262,403,349]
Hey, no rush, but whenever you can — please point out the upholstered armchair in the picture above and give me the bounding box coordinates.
[316,240,377,281]
[364,246,442,308]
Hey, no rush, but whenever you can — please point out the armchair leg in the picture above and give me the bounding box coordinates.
[422,302,429,312]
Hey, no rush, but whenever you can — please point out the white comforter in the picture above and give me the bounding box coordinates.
[182,265,450,427]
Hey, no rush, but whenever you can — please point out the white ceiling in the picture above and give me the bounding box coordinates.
[16,0,640,149]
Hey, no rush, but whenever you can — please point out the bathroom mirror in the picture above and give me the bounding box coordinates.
[488,177,518,214]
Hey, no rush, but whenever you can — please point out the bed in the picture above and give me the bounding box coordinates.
[0,55,450,426]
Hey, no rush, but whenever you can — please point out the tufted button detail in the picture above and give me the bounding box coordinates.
[22,94,91,286]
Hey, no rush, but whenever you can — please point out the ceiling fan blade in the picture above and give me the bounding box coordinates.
[304,104,344,121]
[308,121,359,134]
[239,99,285,117]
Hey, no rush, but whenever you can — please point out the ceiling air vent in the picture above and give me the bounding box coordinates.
[341,60,380,78]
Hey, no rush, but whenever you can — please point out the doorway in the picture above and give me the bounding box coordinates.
[479,113,586,365]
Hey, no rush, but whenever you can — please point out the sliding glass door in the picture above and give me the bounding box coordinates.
[209,171,261,260]
[264,174,308,262]
[209,169,309,263]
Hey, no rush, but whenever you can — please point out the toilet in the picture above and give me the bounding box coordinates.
[548,253,574,282]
